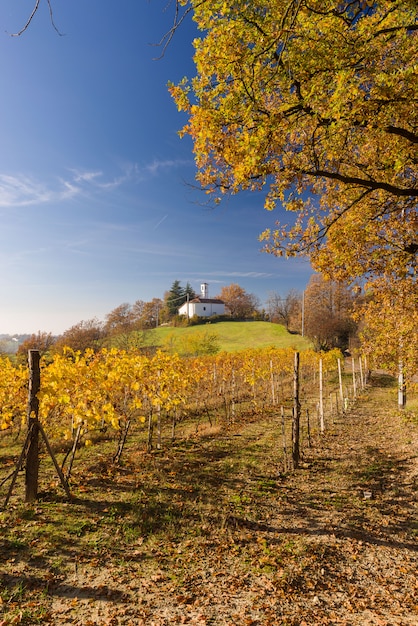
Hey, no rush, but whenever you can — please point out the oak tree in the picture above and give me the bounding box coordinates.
[142,298,165,328]
[104,303,134,336]
[54,318,104,353]
[170,0,417,364]
[171,0,417,278]
[267,289,301,331]
[217,283,259,319]
[355,275,418,376]
[16,332,55,363]
[303,274,357,351]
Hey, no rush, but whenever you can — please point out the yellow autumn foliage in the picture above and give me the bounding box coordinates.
[169,0,417,369]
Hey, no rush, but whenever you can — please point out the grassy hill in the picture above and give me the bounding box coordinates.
[151,321,311,353]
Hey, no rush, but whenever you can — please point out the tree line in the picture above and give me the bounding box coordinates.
[11,280,264,358]
[8,274,360,360]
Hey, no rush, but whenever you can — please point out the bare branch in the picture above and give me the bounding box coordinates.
[153,0,206,60]
[10,0,63,37]
[10,0,41,36]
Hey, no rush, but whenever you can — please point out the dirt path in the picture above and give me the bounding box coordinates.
[1,375,417,625]
[258,378,418,625]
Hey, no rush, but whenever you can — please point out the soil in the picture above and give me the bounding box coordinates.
[0,373,417,625]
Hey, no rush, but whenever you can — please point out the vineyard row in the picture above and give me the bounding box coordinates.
[1,346,350,448]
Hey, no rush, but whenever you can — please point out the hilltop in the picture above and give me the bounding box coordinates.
[0,323,311,357]
[152,321,312,353]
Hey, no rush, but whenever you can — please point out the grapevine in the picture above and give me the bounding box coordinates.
[1,347,344,453]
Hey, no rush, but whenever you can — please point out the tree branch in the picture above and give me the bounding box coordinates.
[375,23,418,37]
[305,169,418,197]
[10,0,41,36]
[385,126,418,144]
[10,0,63,37]
[153,0,206,60]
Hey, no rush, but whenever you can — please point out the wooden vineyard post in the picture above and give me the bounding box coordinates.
[319,358,325,433]
[147,410,154,451]
[3,350,70,508]
[359,357,364,389]
[270,359,276,405]
[281,406,288,471]
[231,369,236,422]
[26,350,40,503]
[338,358,344,410]
[156,369,162,450]
[306,408,311,448]
[329,393,334,424]
[364,356,369,384]
[352,357,357,399]
[398,360,406,409]
[292,352,301,469]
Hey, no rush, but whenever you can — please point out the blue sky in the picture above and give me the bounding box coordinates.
[0,0,312,335]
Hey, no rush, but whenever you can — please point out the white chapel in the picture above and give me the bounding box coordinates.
[178,283,225,319]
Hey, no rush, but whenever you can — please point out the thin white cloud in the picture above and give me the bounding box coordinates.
[65,167,135,192]
[71,170,103,184]
[0,174,57,207]
[78,158,191,189]
[144,158,192,176]
[59,179,82,199]
[154,214,168,229]
[0,169,123,207]
[0,172,85,207]
[198,271,276,279]
[0,158,193,208]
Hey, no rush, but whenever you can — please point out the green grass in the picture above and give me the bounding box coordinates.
[152,321,312,353]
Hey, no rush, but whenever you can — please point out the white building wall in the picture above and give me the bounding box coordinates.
[194,302,225,317]
[178,300,225,318]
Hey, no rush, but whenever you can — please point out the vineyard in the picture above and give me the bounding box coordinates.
[0,346,357,494]
[0,347,417,625]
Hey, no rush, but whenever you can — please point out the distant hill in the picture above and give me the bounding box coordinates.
[0,334,30,354]
[152,321,311,354]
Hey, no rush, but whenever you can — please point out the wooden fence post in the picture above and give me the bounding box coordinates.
[352,357,357,399]
[270,359,276,405]
[338,358,344,408]
[292,352,301,469]
[398,360,406,409]
[319,358,325,432]
[281,406,288,471]
[359,357,364,389]
[26,350,40,503]
[306,408,311,448]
